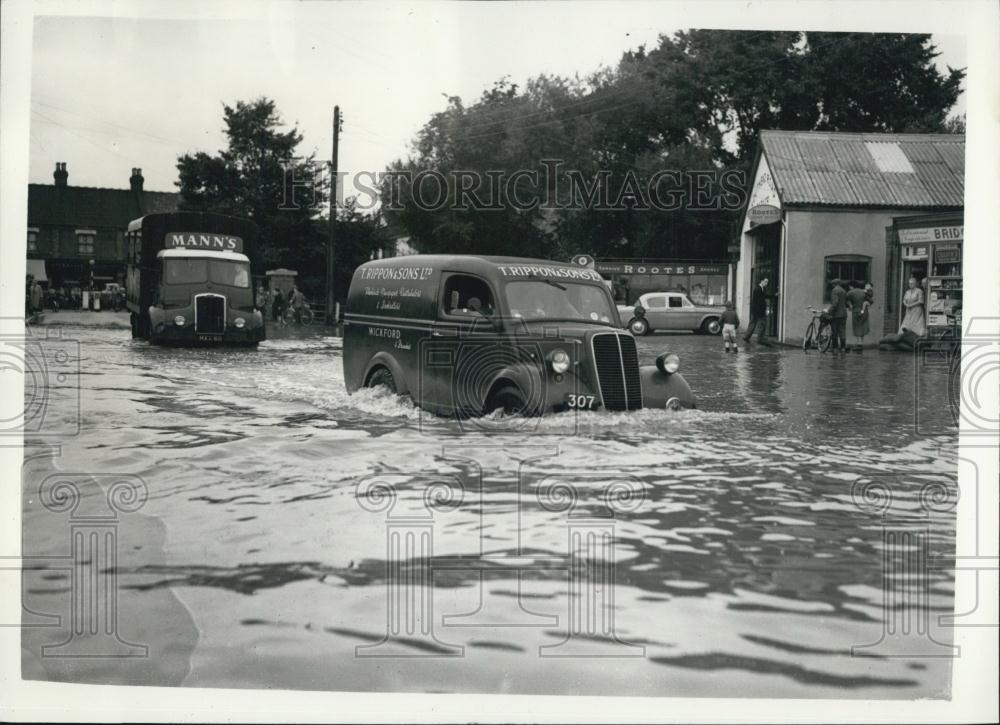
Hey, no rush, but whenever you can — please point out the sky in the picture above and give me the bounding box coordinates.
[28,3,967,194]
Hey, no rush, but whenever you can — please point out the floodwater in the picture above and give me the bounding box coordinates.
[20,320,959,698]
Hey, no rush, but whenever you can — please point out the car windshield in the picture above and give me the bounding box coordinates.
[163,258,250,288]
[504,280,615,324]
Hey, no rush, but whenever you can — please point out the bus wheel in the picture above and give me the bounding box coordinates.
[366,366,397,394]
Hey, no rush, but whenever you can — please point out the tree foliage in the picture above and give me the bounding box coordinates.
[176,98,386,300]
[384,31,964,261]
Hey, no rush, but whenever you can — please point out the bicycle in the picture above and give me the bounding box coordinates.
[802,305,833,353]
[282,303,315,326]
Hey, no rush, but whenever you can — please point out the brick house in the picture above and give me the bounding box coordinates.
[27,162,181,290]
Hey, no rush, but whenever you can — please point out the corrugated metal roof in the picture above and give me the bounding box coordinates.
[759,130,964,208]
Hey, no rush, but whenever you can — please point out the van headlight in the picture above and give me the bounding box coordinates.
[234,317,246,329]
[655,352,680,375]
[549,349,571,374]
[173,315,185,326]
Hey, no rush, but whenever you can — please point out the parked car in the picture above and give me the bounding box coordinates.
[618,292,725,336]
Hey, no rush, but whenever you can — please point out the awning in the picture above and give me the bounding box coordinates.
[26,258,48,283]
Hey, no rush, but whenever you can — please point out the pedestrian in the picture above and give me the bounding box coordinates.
[271,287,285,322]
[900,276,926,337]
[845,279,870,352]
[30,279,44,315]
[720,301,740,353]
[289,285,306,325]
[827,278,848,352]
[255,285,267,311]
[25,275,34,318]
[743,277,778,346]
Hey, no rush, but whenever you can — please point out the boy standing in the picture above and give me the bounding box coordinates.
[721,301,740,353]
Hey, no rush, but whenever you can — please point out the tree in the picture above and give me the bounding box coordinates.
[383,31,965,262]
[176,98,328,293]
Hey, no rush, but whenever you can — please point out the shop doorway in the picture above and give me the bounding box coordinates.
[750,223,782,336]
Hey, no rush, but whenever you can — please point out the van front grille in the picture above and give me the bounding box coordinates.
[195,294,226,333]
[591,333,642,411]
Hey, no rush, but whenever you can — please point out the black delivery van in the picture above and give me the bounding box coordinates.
[125,212,265,346]
[343,255,695,416]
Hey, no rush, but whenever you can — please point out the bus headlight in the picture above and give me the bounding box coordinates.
[655,352,680,375]
[173,315,185,326]
[234,317,246,329]
[549,349,571,374]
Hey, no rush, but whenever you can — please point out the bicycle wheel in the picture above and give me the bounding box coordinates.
[817,322,832,352]
[803,322,815,352]
[300,306,315,325]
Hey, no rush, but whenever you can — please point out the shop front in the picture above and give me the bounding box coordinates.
[886,213,963,337]
[593,260,732,306]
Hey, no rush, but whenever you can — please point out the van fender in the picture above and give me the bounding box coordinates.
[639,366,696,409]
[363,352,410,396]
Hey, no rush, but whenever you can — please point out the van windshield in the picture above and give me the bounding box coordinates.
[504,280,616,324]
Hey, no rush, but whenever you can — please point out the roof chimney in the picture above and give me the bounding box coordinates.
[129,167,144,193]
[53,162,68,187]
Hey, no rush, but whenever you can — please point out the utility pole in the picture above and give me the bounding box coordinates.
[326,105,341,327]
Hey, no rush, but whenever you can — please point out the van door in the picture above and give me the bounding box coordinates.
[424,272,501,417]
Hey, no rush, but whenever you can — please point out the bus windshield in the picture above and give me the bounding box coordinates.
[163,258,250,288]
[504,280,615,324]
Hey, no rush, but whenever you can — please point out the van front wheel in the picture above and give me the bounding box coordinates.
[366,366,397,394]
[486,384,529,416]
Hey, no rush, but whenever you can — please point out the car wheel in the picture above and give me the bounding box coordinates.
[629,317,650,336]
[702,318,722,335]
[366,366,397,394]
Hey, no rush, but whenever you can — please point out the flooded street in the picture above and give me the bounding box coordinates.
[21,320,958,698]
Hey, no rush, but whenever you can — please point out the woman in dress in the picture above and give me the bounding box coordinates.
[846,280,870,351]
[901,276,926,337]
[879,277,925,350]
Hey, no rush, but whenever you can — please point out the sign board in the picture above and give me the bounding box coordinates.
[902,244,929,260]
[898,226,963,244]
[748,204,781,226]
[595,262,729,276]
[571,254,595,267]
[933,244,961,263]
[165,232,244,253]
[741,154,781,234]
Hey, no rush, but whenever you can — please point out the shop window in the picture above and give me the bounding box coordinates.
[77,233,95,256]
[27,229,38,253]
[823,255,871,301]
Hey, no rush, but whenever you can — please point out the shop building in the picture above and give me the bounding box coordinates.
[27,162,180,290]
[736,131,964,345]
[590,259,733,305]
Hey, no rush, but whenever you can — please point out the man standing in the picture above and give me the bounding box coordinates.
[289,285,306,325]
[827,278,848,353]
[744,277,778,346]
